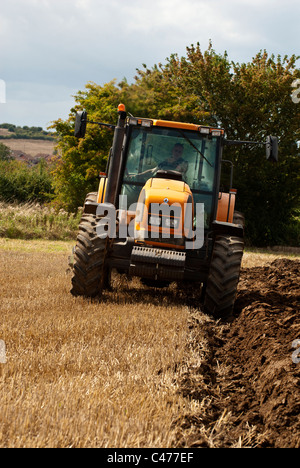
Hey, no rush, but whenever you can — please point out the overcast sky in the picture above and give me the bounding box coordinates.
[0,0,299,129]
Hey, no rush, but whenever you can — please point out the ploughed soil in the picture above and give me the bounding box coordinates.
[177,258,300,448]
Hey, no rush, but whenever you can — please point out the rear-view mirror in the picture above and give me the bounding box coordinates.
[74,110,87,138]
[266,135,278,162]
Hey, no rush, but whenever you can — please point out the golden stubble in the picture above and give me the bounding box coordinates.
[0,247,197,448]
[1,241,298,448]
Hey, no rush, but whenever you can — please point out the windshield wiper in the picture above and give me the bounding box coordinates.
[178,130,212,167]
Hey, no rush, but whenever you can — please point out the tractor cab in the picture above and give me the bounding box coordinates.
[118,119,222,232]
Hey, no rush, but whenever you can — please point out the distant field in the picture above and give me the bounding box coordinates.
[2,139,56,156]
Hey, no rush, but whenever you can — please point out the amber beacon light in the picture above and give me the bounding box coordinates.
[118,103,126,112]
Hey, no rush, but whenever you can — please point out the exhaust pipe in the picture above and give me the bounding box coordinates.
[104,104,127,205]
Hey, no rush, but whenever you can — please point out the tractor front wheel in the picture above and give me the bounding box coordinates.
[70,193,109,298]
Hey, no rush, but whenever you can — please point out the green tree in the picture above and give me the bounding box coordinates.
[0,160,54,203]
[51,45,300,245]
[51,81,124,211]
[129,45,300,245]
[0,142,11,161]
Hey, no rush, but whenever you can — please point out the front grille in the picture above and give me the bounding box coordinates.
[129,246,186,280]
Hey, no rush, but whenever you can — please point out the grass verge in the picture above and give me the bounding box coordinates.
[0,202,81,241]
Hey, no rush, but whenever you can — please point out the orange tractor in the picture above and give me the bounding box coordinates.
[70,104,278,319]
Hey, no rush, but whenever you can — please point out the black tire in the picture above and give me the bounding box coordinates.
[71,193,109,297]
[204,235,244,319]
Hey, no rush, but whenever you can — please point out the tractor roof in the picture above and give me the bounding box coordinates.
[127,116,224,136]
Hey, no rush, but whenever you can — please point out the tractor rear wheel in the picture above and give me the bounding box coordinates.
[71,193,109,298]
[204,235,244,320]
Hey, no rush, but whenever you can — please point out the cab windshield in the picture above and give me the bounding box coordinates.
[120,126,219,228]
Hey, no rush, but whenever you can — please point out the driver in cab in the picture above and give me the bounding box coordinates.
[157,143,188,174]
[131,143,189,181]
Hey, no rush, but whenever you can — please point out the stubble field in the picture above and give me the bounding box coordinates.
[0,239,299,448]
[1,138,55,157]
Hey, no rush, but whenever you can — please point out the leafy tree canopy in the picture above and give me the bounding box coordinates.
[0,142,12,161]
[51,43,300,245]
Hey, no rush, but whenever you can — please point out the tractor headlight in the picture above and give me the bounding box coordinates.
[164,217,179,229]
[149,216,161,226]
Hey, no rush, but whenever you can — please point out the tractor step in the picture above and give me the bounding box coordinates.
[129,246,186,281]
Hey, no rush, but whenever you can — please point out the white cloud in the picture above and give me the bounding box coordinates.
[0,0,299,127]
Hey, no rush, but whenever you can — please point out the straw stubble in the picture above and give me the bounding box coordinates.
[0,248,200,447]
